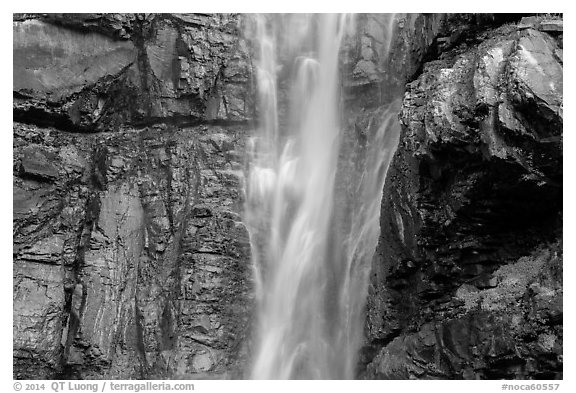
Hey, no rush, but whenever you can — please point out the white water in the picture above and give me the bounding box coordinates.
[244,14,400,379]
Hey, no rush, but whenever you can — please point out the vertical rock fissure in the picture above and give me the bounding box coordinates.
[58,142,105,378]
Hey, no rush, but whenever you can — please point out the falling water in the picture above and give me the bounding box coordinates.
[244,14,400,379]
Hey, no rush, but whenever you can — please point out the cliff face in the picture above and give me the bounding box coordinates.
[364,16,563,379]
[13,13,253,379]
[13,13,252,130]
[13,13,563,380]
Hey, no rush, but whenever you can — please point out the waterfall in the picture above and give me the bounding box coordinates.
[244,14,400,379]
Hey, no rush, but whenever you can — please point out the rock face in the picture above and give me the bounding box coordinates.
[363,17,563,379]
[13,13,252,132]
[342,13,528,106]
[13,121,253,379]
[13,13,253,379]
[13,122,253,379]
[13,13,563,380]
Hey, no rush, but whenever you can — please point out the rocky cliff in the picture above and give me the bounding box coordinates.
[13,13,562,380]
[363,15,563,379]
[13,13,254,379]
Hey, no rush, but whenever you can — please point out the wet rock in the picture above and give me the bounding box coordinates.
[367,245,562,379]
[13,123,252,379]
[17,235,65,263]
[13,19,136,98]
[507,29,563,132]
[19,146,60,181]
[19,13,137,39]
[13,14,253,131]
[13,261,66,379]
[342,13,526,112]
[364,18,563,380]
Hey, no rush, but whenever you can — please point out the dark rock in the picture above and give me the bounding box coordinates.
[364,19,562,380]
[342,13,526,112]
[13,14,253,131]
[19,146,60,181]
[367,245,562,379]
[13,122,252,379]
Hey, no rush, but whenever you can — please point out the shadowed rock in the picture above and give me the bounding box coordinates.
[364,17,562,380]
